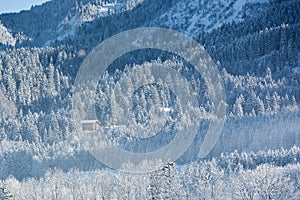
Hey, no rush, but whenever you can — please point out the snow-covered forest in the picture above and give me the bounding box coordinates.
[0,0,299,199]
[2,146,300,199]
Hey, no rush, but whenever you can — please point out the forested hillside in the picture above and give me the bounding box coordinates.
[0,0,299,199]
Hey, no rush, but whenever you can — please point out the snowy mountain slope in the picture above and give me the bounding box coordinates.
[45,2,123,45]
[0,0,270,46]
[53,1,138,43]
[151,0,269,38]
[0,0,143,47]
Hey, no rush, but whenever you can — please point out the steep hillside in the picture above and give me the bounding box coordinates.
[0,0,142,46]
[0,0,299,181]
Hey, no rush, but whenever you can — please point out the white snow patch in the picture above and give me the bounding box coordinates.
[0,23,16,46]
[152,0,269,38]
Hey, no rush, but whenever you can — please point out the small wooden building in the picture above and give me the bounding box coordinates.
[81,120,101,131]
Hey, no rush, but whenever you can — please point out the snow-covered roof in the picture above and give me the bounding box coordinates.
[159,107,173,112]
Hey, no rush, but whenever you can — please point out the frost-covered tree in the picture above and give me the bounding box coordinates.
[233,94,245,118]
